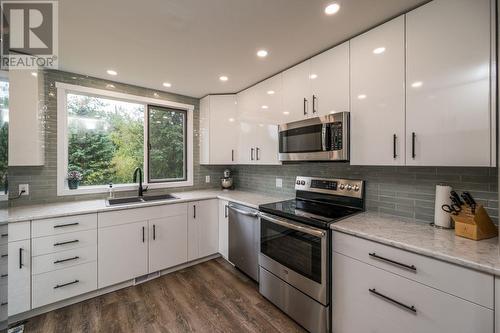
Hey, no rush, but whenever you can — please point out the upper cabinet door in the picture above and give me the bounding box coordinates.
[283,60,311,121]
[253,74,287,125]
[209,95,238,164]
[350,16,405,165]
[406,0,492,166]
[310,41,350,117]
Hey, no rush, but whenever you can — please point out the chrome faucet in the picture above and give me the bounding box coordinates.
[133,167,147,197]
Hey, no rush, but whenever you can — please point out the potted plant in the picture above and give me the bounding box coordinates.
[67,171,82,190]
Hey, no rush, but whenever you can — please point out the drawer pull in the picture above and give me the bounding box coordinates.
[54,222,79,229]
[54,256,80,264]
[1,274,7,278]
[1,233,7,238]
[54,280,80,289]
[1,254,7,258]
[369,252,417,272]
[0,302,7,306]
[54,240,79,246]
[369,288,417,314]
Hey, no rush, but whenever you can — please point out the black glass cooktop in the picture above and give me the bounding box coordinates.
[259,199,361,229]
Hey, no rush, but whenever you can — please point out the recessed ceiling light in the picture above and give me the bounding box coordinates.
[324,3,340,15]
[309,74,318,80]
[261,105,269,109]
[162,82,172,88]
[31,72,37,77]
[106,69,117,76]
[257,50,268,58]
[219,75,229,82]
[283,111,290,115]
[267,90,275,95]
[411,81,423,88]
[357,94,367,100]
[228,118,235,122]
[373,47,386,54]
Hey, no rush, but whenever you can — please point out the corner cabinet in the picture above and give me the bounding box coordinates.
[405,0,493,166]
[350,16,405,165]
[187,200,219,261]
[200,95,239,165]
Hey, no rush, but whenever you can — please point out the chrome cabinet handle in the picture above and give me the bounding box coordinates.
[54,222,79,228]
[369,252,416,272]
[54,256,80,264]
[54,240,79,246]
[54,280,80,289]
[369,288,417,314]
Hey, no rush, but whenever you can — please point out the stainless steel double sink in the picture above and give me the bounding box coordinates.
[106,194,178,206]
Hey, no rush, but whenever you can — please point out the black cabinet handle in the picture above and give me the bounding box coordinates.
[231,149,234,162]
[142,226,145,243]
[54,222,79,229]
[393,134,397,159]
[225,205,228,218]
[1,274,7,278]
[153,224,156,241]
[19,248,23,269]
[1,253,8,258]
[369,288,417,314]
[369,252,417,272]
[303,98,308,115]
[0,302,7,306]
[312,95,317,114]
[54,280,80,289]
[193,205,197,219]
[411,132,416,159]
[250,148,254,161]
[54,240,79,246]
[256,147,260,161]
[1,233,8,238]
[54,256,80,264]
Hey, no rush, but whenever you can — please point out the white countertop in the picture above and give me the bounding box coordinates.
[8,189,292,223]
[332,212,500,276]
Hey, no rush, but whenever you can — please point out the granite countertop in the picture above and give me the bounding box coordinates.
[332,212,500,276]
[8,189,292,223]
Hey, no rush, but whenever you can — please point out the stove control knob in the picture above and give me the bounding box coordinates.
[354,185,360,192]
[346,184,353,191]
[300,180,306,185]
[339,184,345,190]
[296,180,301,185]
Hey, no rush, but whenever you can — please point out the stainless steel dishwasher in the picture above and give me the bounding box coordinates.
[228,203,260,282]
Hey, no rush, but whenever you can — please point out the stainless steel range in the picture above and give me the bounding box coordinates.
[258,176,365,333]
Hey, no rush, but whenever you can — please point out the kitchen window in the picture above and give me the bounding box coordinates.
[56,83,194,196]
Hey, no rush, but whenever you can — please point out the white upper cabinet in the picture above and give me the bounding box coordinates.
[283,60,311,121]
[310,41,350,117]
[405,0,492,166]
[199,95,238,165]
[8,69,45,166]
[350,16,405,165]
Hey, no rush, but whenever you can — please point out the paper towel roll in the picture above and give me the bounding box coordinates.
[434,184,453,228]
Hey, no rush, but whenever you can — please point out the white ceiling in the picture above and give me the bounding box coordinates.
[59,0,429,98]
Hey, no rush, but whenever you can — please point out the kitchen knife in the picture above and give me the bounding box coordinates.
[461,192,476,214]
[450,190,463,206]
[462,192,476,206]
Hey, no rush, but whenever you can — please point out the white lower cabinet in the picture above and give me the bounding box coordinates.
[98,220,149,288]
[8,239,31,316]
[148,215,188,273]
[218,200,229,259]
[332,252,493,333]
[187,200,219,261]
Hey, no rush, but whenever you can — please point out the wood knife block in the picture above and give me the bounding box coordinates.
[452,205,498,241]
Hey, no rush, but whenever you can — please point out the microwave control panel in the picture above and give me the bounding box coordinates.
[330,122,343,151]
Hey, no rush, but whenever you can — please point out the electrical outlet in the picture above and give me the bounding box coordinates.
[205,175,211,183]
[276,178,283,188]
[19,184,29,196]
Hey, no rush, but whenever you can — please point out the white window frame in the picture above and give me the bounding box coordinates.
[0,70,8,202]
[56,82,194,196]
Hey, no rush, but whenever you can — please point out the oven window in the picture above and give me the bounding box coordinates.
[261,218,322,283]
[279,124,324,153]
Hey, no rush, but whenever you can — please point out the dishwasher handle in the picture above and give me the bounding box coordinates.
[228,205,259,218]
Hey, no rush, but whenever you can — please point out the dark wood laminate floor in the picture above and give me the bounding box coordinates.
[23,258,306,333]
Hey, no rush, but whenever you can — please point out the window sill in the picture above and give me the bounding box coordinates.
[57,180,194,197]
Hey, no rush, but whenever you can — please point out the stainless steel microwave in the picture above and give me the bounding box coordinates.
[278,112,349,162]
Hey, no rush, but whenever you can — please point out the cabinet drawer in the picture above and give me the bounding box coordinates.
[332,252,493,333]
[32,246,97,275]
[0,224,7,245]
[32,261,97,309]
[32,214,97,238]
[332,231,494,308]
[98,203,187,228]
[32,230,97,256]
[8,221,30,242]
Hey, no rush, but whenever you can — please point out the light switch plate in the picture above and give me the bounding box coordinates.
[19,184,29,196]
[205,175,211,183]
[276,178,283,188]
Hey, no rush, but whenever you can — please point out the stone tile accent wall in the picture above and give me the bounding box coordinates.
[8,70,227,206]
[232,164,498,224]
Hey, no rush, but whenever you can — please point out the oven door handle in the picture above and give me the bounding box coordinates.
[228,205,259,217]
[259,213,326,238]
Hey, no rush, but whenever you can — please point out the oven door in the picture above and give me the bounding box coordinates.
[259,212,329,305]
